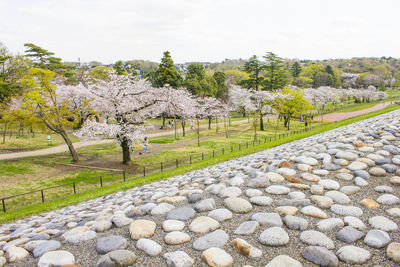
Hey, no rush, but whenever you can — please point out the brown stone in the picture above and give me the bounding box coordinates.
[285,176,303,184]
[355,142,366,147]
[360,199,380,209]
[387,242,400,263]
[232,239,250,257]
[279,161,291,168]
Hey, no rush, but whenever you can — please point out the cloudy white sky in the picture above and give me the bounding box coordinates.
[1,0,399,63]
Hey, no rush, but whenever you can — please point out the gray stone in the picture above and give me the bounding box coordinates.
[223,197,253,213]
[266,255,302,267]
[364,230,391,248]
[163,251,194,267]
[337,226,364,243]
[151,203,175,215]
[354,170,370,179]
[283,215,308,231]
[96,249,137,267]
[355,177,369,186]
[33,240,61,258]
[336,245,371,264]
[369,216,398,232]
[302,246,338,267]
[375,185,394,193]
[324,191,351,204]
[330,204,363,217]
[251,212,282,227]
[96,235,128,254]
[275,198,311,207]
[207,208,232,222]
[192,230,229,250]
[166,207,196,221]
[136,238,162,256]
[300,230,334,249]
[234,221,259,235]
[266,185,290,195]
[37,250,75,267]
[187,193,202,203]
[249,196,273,206]
[317,218,344,232]
[377,194,400,205]
[382,164,397,173]
[259,227,289,246]
[194,198,215,212]
[319,179,340,190]
[247,177,270,188]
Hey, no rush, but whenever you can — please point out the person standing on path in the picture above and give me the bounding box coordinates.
[143,137,149,152]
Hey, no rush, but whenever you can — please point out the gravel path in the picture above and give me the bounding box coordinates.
[1,110,400,266]
[314,101,395,122]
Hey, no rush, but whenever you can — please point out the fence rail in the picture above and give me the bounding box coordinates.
[0,122,328,213]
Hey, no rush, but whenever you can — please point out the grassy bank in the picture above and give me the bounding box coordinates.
[1,104,399,223]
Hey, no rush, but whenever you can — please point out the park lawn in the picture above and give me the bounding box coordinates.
[1,104,399,223]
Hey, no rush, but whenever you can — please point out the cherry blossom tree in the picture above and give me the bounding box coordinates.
[161,86,197,138]
[75,74,168,164]
[228,85,254,117]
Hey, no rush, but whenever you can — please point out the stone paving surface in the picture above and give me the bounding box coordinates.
[1,110,400,266]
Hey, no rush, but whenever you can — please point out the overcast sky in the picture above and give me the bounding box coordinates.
[1,0,399,64]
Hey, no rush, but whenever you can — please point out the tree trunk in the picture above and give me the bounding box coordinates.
[174,118,177,139]
[224,119,228,138]
[259,111,264,131]
[2,122,8,144]
[215,116,218,133]
[274,113,280,139]
[162,115,166,127]
[208,117,212,130]
[181,120,185,136]
[121,137,131,164]
[60,130,79,162]
[197,119,200,147]
[253,111,257,141]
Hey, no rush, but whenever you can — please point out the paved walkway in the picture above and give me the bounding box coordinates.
[314,101,395,122]
[0,118,250,160]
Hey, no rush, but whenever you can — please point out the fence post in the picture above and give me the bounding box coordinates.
[264,137,267,143]
[253,141,255,146]
[202,153,204,160]
[161,162,163,172]
[176,159,178,168]
[143,166,146,177]
[100,177,103,187]
[2,199,5,213]
[231,146,233,152]
[239,144,241,150]
[246,142,248,148]
[222,147,224,155]
[73,183,76,194]
[190,155,192,164]
[213,150,215,158]
[123,171,126,182]
[41,190,44,202]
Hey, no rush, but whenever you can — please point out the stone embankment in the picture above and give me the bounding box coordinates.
[1,110,400,266]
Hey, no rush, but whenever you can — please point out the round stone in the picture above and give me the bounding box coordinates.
[302,246,338,267]
[301,205,328,219]
[354,170,370,179]
[32,240,61,258]
[301,173,321,182]
[163,251,194,267]
[310,184,324,195]
[251,212,282,227]
[201,247,233,267]
[355,177,369,186]
[232,238,262,258]
[330,204,363,217]
[245,189,263,197]
[369,167,386,176]
[369,216,398,232]
[387,242,400,263]
[311,195,333,209]
[187,193,202,203]
[364,230,391,248]
[336,246,371,264]
[319,179,340,190]
[96,235,128,254]
[151,203,175,215]
[207,208,233,222]
[129,220,156,240]
[37,250,75,267]
[194,198,216,212]
[283,215,308,231]
[337,226,364,243]
[387,208,400,217]
[136,238,162,256]
[5,246,29,262]
[266,255,302,267]
[193,230,229,250]
[259,227,289,246]
[276,168,296,176]
[162,220,185,232]
[275,206,298,216]
[344,216,367,230]
[219,187,242,198]
[265,185,290,195]
[234,221,260,235]
[97,250,137,266]
[249,196,273,206]
[377,194,400,205]
[266,172,285,183]
[340,185,360,195]
[166,207,197,221]
[300,230,334,249]
[325,191,351,204]
[223,197,253,213]
[189,216,220,234]
[317,218,344,232]
[347,161,368,170]
[164,231,191,245]
[360,198,379,209]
